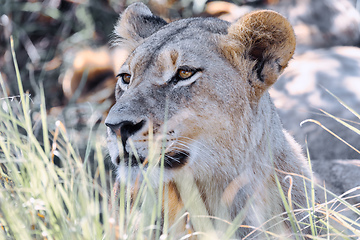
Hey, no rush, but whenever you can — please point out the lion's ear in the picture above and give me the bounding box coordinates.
[113,2,167,52]
[222,10,296,95]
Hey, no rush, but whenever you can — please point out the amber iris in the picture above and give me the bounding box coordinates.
[178,69,194,79]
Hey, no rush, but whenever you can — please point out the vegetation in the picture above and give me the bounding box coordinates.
[0,1,359,239]
[0,37,359,239]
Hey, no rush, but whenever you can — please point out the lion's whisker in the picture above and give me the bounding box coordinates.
[175,139,217,157]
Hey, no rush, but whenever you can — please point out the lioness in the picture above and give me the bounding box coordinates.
[105,3,315,239]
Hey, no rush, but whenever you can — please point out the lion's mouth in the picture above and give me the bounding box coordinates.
[164,150,189,169]
[116,150,189,169]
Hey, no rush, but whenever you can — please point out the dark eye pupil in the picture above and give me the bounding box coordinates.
[123,74,131,83]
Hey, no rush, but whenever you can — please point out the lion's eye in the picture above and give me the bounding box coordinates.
[117,73,131,84]
[172,66,202,86]
[177,69,195,80]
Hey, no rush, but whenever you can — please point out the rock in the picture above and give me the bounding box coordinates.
[312,159,360,203]
[271,46,360,160]
[312,159,360,227]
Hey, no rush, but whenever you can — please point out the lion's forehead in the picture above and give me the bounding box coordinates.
[129,18,230,70]
[150,17,230,45]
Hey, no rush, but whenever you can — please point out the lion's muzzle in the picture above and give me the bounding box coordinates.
[106,120,145,148]
[105,118,146,165]
[105,116,190,169]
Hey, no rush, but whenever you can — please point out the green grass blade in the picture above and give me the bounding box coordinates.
[321,86,360,121]
[301,119,360,156]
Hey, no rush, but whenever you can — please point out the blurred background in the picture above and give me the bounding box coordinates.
[1,0,360,160]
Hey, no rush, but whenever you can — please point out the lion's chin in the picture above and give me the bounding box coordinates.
[112,150,190,188]
[115,162,175,189]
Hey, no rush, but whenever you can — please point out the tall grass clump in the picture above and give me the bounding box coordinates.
[0,37,113,239]
[299,88,360,239]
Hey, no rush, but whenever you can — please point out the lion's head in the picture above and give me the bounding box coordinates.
[105,2,295,185]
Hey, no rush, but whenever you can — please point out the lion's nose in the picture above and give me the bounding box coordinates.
[105,120,145,145]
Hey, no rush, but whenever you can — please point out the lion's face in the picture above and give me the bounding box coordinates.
[105,3,295,184]
[106,25,240,177]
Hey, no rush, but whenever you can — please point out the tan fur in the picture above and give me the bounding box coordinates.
[106,3,315,239]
